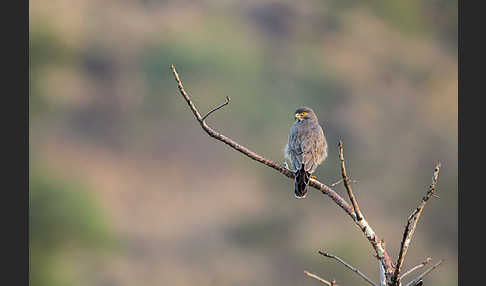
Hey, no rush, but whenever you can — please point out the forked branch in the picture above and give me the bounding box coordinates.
[392,163,441,285]
[170,64,443,285]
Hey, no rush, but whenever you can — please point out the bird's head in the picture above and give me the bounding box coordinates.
[294,106,318,122]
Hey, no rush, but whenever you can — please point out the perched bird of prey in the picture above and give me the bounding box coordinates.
[284,107,327,198]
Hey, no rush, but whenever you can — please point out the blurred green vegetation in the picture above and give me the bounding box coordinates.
[139,39,344,141]
[29,170,114,286]
[29,0,457,285]
[329,0,457,42]
[29,25,68,70]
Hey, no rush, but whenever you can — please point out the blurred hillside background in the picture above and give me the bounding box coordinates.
[29,0,457,285]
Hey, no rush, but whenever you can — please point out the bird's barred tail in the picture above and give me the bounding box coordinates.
[294,165,310,199]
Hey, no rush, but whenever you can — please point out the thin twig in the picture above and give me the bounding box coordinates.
[338,141,363,221]
[330,179,344,187]
[393,162,441,285]
[201,96,231,121]
[405,260,443,286]
[330,178,358,187]
[171,65,203,121]
[318,251,376,286]
[336,141,394,279]
[400,258,432,281]
[304,271,337,286]
[170,64,395,279]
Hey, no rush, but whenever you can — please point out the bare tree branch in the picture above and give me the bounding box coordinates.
[304,271,337,286]
[338,141,363,221]
[201,96,231,121]
[330,178,358,187]
[400,258,432,281]
[318,251,376,286]
[330,179,344,187]
[392,163,441,285]
[336,141,396,282]
[170,64,418,283]
[405,260,443,286]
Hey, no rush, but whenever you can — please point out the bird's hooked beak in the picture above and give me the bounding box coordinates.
[295,113,303,121]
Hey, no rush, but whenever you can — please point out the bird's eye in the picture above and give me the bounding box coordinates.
[301,112,306,116]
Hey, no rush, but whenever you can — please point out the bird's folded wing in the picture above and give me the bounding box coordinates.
[301,138,317,172]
